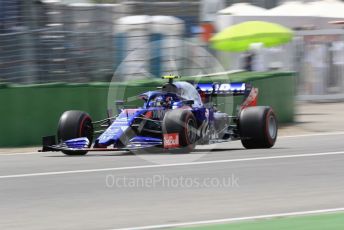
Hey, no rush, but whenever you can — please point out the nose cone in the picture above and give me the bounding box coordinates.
[96,109,143,147]
[97,125,129,146]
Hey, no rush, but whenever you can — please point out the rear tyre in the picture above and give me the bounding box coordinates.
[162,110,197,153]
[57,110,93,155]
[239,106,278,149]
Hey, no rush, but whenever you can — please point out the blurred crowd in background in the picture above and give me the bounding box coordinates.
[0,0,344,100]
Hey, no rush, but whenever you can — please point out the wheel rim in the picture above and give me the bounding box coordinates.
[187,119,196,143]
[80,117,93,145]
[268,115,277,139]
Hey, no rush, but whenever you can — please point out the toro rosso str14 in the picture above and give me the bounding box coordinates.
[41,75,278,155]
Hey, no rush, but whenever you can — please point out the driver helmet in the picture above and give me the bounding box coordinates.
[155,96,164,107]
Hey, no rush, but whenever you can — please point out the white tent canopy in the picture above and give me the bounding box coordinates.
[266,1,311,16]
[266,0,344,18]
[308,0,344,18]
[218,3,267,16]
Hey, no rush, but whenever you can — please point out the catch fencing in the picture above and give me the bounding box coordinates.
[0,0,205,84]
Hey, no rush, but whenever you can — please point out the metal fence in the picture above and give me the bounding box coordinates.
[0,0,212,83]
[0,0,284,84]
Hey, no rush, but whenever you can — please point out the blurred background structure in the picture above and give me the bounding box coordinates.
[0,0,204,83]
[0,0,343,100]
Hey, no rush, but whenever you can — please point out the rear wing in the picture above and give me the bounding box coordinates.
[197,82,258,109]
[197,82,252,96]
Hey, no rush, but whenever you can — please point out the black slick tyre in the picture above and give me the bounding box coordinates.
[57,110,93,155]
[239,106,278,149]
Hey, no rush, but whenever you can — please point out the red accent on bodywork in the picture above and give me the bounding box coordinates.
[163,133,179,149]
[144,111,153,119]
[199,90,206,103]
[241,88,258,110]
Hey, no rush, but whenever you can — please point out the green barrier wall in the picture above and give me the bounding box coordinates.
[0,72,295,147]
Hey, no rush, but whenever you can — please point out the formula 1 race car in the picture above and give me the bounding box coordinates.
[41,75,278,155]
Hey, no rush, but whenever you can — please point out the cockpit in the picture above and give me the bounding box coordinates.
[147,94,175,108]
[139,80,203,109]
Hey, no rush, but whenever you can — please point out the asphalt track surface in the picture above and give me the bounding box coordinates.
[1,133,344,230]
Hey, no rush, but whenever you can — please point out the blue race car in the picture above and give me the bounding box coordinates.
[41,75,278,155]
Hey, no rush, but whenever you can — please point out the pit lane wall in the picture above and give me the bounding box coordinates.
[0,72,295,147]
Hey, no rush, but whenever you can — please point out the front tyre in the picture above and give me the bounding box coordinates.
[239,106,278,149]
[162,110,197,153]
[57,110,93,155]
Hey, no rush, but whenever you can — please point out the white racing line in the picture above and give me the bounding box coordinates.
[0,151,39,155]
[280,131,344,139]
[0,131,344,156]
[110,207,344,230]
[1,150,344,179]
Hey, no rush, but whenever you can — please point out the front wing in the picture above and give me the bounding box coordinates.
[40,135,162,153]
